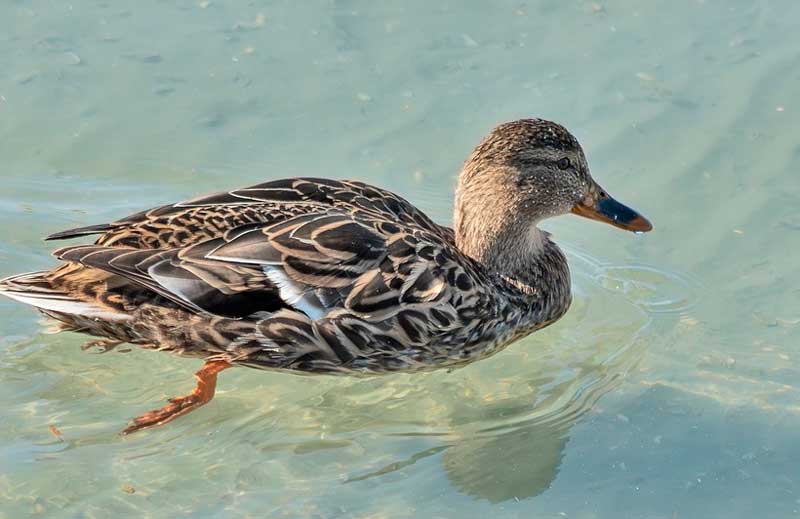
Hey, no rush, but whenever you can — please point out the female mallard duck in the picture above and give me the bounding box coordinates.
[0,119,651,434]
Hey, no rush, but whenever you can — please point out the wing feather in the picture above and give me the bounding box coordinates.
[43,178,454,249]
[44,178,475,330]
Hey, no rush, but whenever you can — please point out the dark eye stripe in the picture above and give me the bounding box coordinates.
[512,156,573,170]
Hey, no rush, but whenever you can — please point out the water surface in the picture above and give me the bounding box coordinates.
[1,1,798,518]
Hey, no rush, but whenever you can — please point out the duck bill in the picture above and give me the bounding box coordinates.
[571,189,653,233]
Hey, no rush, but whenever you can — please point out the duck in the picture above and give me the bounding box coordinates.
[0,118,651,434]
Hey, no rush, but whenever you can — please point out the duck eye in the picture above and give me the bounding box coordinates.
[557,157,571,170]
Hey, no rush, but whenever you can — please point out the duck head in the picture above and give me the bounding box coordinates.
[454,119,651,267]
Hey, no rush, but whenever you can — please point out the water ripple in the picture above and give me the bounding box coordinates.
[567,245,703,315]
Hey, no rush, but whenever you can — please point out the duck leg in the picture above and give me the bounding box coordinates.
[121,360,231,435]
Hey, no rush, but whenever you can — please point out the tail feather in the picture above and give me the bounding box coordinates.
[0,271,128,321]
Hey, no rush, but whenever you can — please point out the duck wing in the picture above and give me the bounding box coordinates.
[45,177,453,249]
[52,209,474,322]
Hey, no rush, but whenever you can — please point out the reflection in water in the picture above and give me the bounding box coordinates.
[348,419,570,503]
[441,421,568,503]
[345,364,629,503]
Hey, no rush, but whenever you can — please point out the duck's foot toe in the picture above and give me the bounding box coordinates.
[120,359,231,435]
[121,394,205,435]
[81,339,123,353]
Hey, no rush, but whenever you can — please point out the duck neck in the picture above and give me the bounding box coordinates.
[454,189,572,321]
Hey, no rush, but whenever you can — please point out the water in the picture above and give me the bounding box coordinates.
[0,1,797,517]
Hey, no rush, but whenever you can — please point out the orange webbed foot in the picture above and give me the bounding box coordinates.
[121,360,231,435]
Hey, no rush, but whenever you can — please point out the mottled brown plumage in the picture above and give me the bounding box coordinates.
[0,118,652,432]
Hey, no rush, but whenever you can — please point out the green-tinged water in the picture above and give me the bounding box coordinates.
[0,1,797,517]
